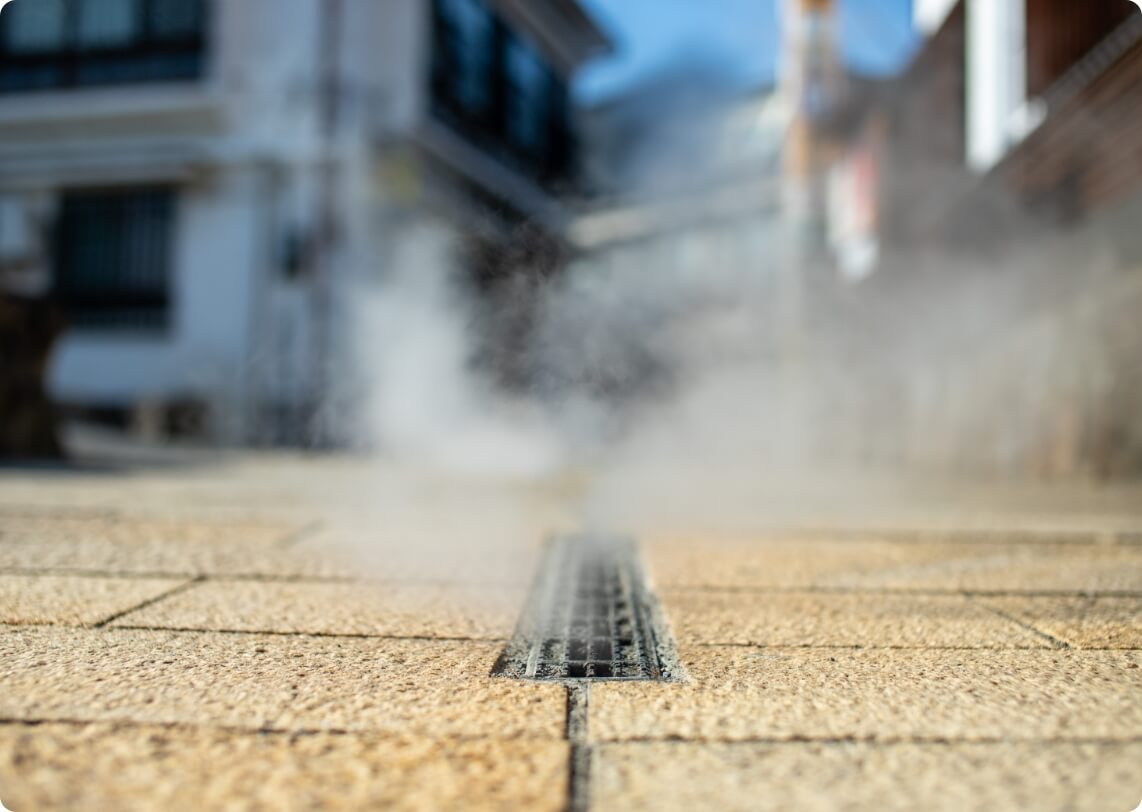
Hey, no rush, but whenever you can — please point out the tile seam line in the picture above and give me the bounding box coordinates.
[566,682,591,812]
[0,622,510,643]
[0,567,528,587]
[273,519,326,549]
[641,531,1142,545]
[588,735,1142,746]
[107,625,511,642]
[4,570,1135,598]
[5,624,1134,651]
[968,597,1074,649]
[91,576,206,628]
[675,642,1139,653]
[657,585,1142,598]
[6,720,1139,746]
[0,717,566,741]
[684,643,1080,650]
[11,523,1134,543]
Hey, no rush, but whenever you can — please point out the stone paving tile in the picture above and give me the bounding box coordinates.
[644,536,1142,593]
[0,479,126,513]
[589,647,1142,742]
[661,590,1048,648]
[268,471,573,585]
[0,515,309,577]
[831,529,1142,547]
[0,627,563,739]
[979,596,1142,649]
[0,722,568,812]
[831,542,1142,593]
[845,528,1135,545]
[0,513,553,583]
[286,531,543,585]
[111,580,525,640]
[0,574,187,627]
[590,741,1142,812]
[642,537,905,589]
[0,515,299,547]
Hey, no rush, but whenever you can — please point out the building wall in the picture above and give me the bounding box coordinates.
[999,31,1142,223]
[0,0,602,443]
[50,171,264,432]
[865,1,1142,480]
[878,2,968,247]
[0,0,362,441]
[1026,0,1135,97]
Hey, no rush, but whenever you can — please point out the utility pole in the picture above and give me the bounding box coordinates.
[308,0,344,447]
[777,0,840,358]
[772,0,841,456]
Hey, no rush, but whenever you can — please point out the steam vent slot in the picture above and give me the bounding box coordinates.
[492,535,682,682]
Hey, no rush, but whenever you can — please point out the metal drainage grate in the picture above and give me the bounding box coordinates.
[492,534,681,682]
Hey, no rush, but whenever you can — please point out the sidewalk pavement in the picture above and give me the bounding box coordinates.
[0,455,1140,811]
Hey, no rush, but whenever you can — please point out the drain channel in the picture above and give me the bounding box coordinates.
[492,534,681,682]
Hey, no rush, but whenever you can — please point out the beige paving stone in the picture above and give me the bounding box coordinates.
[980,596,1142,649]
[833,542,1142,593]
[0,722,568,812]
[591,741,1142,812]
[0,574,187,626]
[661,590,1048,648]
[0,515,313,577]
[589,647,1142,742]
[0,514,547,582]
[288,530,543,585]
[0,627,563,738]
[644,536,1142,593]
[271,471,572,585]
[839,528,1132,545]
[111,580,525,640]
[642,536,906,589]
[0,515,299,547]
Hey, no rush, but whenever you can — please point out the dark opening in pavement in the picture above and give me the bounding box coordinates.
[492,534,682,682]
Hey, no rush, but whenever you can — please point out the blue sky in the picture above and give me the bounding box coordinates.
[576,0,920,102]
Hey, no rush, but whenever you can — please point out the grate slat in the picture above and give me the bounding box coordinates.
[493,535,680,682]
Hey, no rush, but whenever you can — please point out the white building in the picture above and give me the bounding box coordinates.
[0,0,607,443]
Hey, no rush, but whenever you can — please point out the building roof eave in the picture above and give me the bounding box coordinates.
[492,0,613,75]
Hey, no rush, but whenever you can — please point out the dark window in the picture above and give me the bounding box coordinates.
[54,187,175,330]
[0,0,207,93]
[429,0,577,188]
[443,0,494,114]
[431,0,495,124]
[4,0,68,53]
[504,32,547,156]
[545,71,574,183]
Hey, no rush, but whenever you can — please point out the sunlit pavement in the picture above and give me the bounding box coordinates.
[1,454,1141,811]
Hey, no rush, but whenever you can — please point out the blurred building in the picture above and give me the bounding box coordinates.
[879,0,1140,242]
[780,0,844,238]
[846,0,1142,477]
[560,79,786,406]
[0,0,607,444]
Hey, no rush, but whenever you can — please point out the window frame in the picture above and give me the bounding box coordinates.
[53,185,178,332]
[0,0,209,93]
[428,0,576,187]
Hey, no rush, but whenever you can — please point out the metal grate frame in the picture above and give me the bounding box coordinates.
[492,535,682,682]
